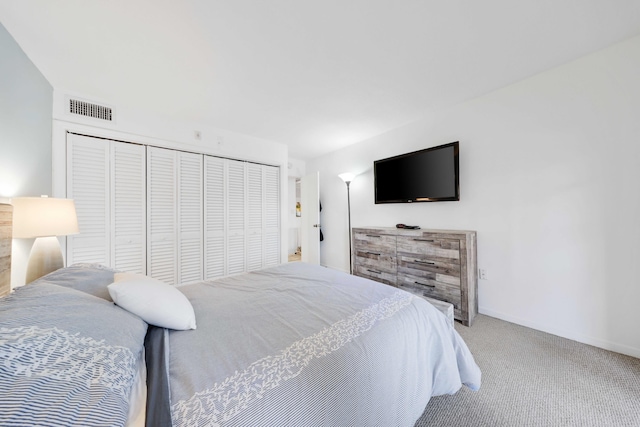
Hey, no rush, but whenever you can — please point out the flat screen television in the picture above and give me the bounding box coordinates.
[374,141,459,203]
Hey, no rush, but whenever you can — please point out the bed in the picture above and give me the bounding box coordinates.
[1,262,481,427]
[0,264,148,426]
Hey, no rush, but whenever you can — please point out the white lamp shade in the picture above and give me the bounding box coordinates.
[339,172,356,183]
[12,197,79,238]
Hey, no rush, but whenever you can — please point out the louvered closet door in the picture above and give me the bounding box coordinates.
[111,142,146,274]
[264,165,281,267]
[177,152,203,284]
[67,134,111,265]
[147,147,177,284]
[246,163,263,271]
[226,160,246,275]
[204,156,226,279]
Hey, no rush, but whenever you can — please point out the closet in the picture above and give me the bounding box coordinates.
[66,133,280,285]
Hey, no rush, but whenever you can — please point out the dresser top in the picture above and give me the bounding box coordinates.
[353,226,476,237]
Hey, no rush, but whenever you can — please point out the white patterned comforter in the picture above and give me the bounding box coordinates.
[146,262,481,427]
[0,282,147,426]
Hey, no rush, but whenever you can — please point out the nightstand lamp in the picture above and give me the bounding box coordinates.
[12,196,79,284]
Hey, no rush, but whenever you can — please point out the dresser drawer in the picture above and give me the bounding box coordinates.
[354,249,396,273]
[353,231,396,252]
[397,235,460,261]
[397,253,460,285]
[354,264,397,287]
[397,274,461,313]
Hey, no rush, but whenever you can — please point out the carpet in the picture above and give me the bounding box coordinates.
[415,315,640,426]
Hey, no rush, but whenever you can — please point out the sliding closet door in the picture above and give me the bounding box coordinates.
[204,156,226,280]
[67,134,110,265]
[111,142,146,274]
[67,134,146,272]
[246,163,263,271]
[177,152,203,284]
[264,165,280,267]
[148,147,203,285]
[68,134,280,279]
[226,160,246,275]
[147,147,177,284]
[204,159,281,276]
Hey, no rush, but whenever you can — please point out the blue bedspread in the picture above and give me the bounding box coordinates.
[146,262,481,427]
[0,281,147,426]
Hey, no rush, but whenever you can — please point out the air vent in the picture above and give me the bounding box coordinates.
[69,98,113,121]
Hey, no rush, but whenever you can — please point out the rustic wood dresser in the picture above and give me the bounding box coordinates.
[0,203,12,297]
[353,227,477,326]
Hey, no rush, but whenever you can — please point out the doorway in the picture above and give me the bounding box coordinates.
[288,177,302,262]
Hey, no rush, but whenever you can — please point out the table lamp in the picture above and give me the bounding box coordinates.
[12,196,79,284]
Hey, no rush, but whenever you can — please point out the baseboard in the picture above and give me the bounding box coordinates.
[479,307,640,359]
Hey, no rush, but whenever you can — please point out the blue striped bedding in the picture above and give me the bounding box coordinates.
[0,279,147,426]
[1,262,481,427]
[145,262,481,427]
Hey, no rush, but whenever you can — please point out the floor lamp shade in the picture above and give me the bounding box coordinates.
[338,173,356,184]
[12,197,79,284]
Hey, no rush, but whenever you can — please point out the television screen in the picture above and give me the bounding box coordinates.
[374,141,459,203]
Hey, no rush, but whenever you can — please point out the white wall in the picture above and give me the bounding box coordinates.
[307,35,640,358]
[0,23,53,287]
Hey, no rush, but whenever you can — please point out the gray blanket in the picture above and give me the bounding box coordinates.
[146,262,481,427]
[0,282,147,426]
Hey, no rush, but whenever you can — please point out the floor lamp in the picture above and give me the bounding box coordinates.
[12,196,79,284]
[338,173,356,274]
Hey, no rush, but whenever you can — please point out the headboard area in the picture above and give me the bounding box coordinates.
[0,203,12,297]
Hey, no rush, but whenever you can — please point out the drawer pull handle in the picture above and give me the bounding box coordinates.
[366,251,381,256]
[413,238,434,242]
[413,260,435,265]
[366,235,382,238]
[414,281,435,288]
[368,269,382,274]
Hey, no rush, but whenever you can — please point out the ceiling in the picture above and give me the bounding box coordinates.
[1,1,640,160]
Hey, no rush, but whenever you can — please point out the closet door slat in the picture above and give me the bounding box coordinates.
[204,156,226,280]
[67,134,110,266]
[112,142,146,274]
[246,163,263,271]
[227,160,245,275]
[147,147,177,284]
[264,165,280,267]
[178,152,203,284]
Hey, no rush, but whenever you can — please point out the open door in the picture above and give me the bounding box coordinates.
[300,172,320,265]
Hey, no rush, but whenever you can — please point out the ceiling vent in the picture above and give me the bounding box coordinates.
[68,98,113,122]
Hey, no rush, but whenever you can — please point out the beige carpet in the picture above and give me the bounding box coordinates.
[415,315,640,427]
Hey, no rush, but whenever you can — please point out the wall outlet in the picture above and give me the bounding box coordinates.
[478,268,487,280]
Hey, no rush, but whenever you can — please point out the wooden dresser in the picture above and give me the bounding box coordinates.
[0,203,12,297]
[353,227,477,326]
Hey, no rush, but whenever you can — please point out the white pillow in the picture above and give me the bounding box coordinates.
[108,273,196,330]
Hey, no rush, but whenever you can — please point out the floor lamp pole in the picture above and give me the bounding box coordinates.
[346,180,352,274]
